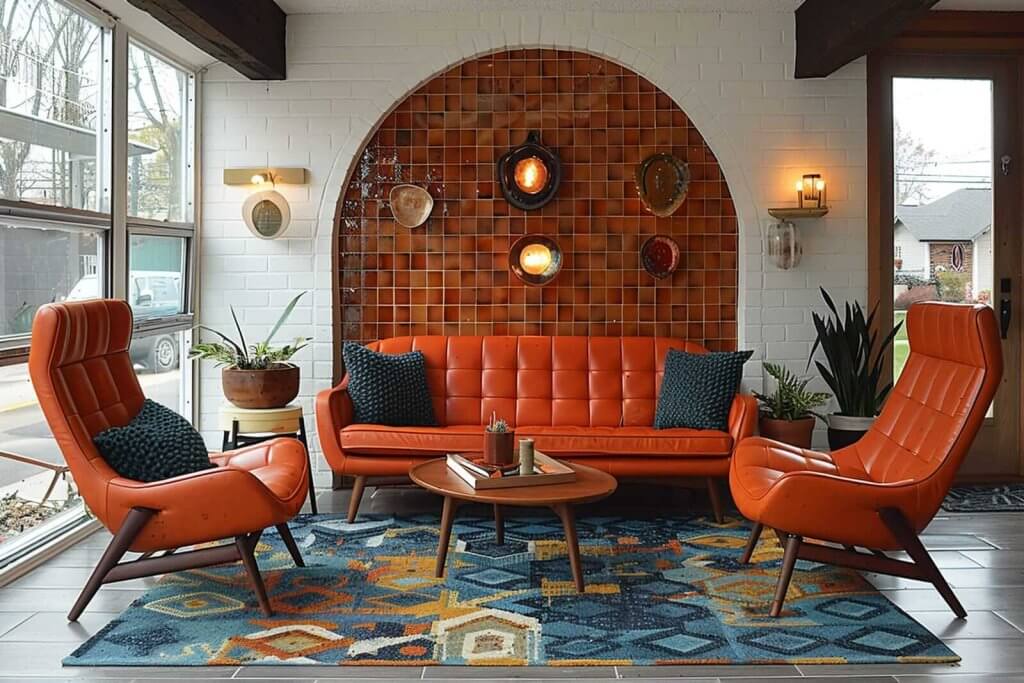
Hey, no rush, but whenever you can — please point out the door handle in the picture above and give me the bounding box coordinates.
[1000,277,1012,340]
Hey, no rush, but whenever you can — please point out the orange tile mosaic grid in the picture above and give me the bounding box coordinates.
[334,49,738,354]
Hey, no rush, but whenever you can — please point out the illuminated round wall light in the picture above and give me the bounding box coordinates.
[514,156,549,195]
[498,131,561,211]
[510,234,562,286]
[242,190,291,240]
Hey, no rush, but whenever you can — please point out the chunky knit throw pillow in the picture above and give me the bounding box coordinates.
[654,349,753,431]
[93,399,214,482]
[343,342,438,426]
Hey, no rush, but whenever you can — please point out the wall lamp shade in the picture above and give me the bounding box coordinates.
[767,220,802,270]
[498,131,560,210]
[510,235,562,286]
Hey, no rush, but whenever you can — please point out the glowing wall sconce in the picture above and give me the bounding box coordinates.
[509,235,563,286]
[498,131,561,210]
[797,173,827,209]
[223,167,309,240]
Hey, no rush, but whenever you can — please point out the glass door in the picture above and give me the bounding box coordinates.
[884,58,1020,476]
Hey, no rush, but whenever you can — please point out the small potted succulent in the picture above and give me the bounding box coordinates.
[190,292,311,409]
[483,413,515,466]
[809,287,902,449]
[754,362,830,449]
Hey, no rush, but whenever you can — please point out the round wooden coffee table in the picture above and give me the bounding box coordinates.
[409,459,617,592]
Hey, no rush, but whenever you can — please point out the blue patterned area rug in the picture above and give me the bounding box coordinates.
[65,512,957,667]
[943,484,1024,512]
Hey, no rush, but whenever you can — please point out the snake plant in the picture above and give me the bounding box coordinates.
[808,287,902,418]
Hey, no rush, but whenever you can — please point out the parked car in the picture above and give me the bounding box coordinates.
[66,272,182,374]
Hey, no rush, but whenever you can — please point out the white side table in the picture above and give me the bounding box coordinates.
[218,403,317,514]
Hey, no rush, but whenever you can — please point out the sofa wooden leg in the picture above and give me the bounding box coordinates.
[236,533,273,617]
[69,507,155,621]
[276,523,305,567]
[347,475,367,523]
[706,477,725,523]
[740,522,763,564]
[880,507,966,619]
[770,533,802,617]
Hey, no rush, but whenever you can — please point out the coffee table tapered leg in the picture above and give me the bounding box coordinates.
[553,503,584,593]
[494,504,504,545]
[435,496,457,578]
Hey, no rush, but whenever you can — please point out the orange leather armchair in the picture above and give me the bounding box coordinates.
[29,300,310,620]
[730,302,1002,618]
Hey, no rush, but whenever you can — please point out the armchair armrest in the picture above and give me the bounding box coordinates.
[728,393,758,446]
[315,380,353,473]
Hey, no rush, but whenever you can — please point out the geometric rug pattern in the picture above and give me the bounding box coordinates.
[943,484,1024,512]
[65,512,957,666]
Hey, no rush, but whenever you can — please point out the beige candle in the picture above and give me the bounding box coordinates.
[519,438,535,476]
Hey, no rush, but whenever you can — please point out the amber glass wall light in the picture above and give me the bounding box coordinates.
[510,235,562,286]
[498,131,561,210]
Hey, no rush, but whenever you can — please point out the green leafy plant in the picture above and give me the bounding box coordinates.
[809,287,902,418]
[754,362,830,422]
[189,292,311,369]
[486,412,510,433]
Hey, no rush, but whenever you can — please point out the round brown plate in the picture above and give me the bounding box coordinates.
[641,234,681,279]
[389,184,434,228]
[635,153,690,217]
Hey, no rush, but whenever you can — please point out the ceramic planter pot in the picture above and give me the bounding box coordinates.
[483,431,516,465]
[222,364,299,409]
[759,416,815,449]
[826,414,876,450]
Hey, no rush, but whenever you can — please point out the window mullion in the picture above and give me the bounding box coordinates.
[110,24,129,300]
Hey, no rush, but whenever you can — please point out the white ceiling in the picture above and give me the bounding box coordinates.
[274,0,1024,12]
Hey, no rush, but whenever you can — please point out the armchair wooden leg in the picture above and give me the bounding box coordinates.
[276,523,305,567]
[347,475,367,523]
[69,507,156,622]
[236,533,273,617]
[740,522,763,564]
[880,507,966,619]
[706,477,725,523]
[770,533,802,617]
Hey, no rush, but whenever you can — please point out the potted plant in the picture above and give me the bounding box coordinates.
[809,288,902,449]
[753,362,830,449]
[483,413,515,466]
[190,292,311,410]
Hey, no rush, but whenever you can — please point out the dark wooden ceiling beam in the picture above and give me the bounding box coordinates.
[127,0,286,80]
[795,0,940,79]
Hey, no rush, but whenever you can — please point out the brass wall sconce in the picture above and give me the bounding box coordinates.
[224,167,310,240]
[509,235,563,286]
[498,131,561,211]
[797,173,826,209]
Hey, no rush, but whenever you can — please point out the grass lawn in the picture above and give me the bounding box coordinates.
[893,310,908,380]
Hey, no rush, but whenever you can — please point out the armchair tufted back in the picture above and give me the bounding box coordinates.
[29,299,144,521]
[355,336,710,428]
[840,302,1001,527]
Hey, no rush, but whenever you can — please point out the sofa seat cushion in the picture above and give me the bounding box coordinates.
[340,424,485,456]
[519,426,732,458]
[340,423,732,459]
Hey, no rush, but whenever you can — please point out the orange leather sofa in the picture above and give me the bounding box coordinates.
[317,336,757,521]
[30,299,310,620]
[730,302,1001,618]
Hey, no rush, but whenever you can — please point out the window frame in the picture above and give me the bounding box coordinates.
[0,3,201,365]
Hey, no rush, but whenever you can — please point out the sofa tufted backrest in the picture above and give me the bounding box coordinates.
[357,337,709,428]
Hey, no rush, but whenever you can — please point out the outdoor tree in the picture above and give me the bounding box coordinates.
[894,119,938,206]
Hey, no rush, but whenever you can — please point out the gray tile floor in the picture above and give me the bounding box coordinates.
[1,483,1023,682]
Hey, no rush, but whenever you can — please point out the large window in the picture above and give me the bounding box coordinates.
[0,0,110,212]
[0,0,197,570]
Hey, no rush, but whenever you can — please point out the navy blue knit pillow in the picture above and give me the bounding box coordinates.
[654,349,753,431]
[343,342,437,426]
[93,399,214,482]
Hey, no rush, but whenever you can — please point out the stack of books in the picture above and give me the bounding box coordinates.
[446,451,576,490]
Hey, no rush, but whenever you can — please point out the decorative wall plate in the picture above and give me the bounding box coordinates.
[242,190,291,240]
[635,153,690,217]
[641,234,681,279]
[389,184,434,228]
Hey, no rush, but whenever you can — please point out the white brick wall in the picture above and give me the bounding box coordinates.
[199,2,868,467]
